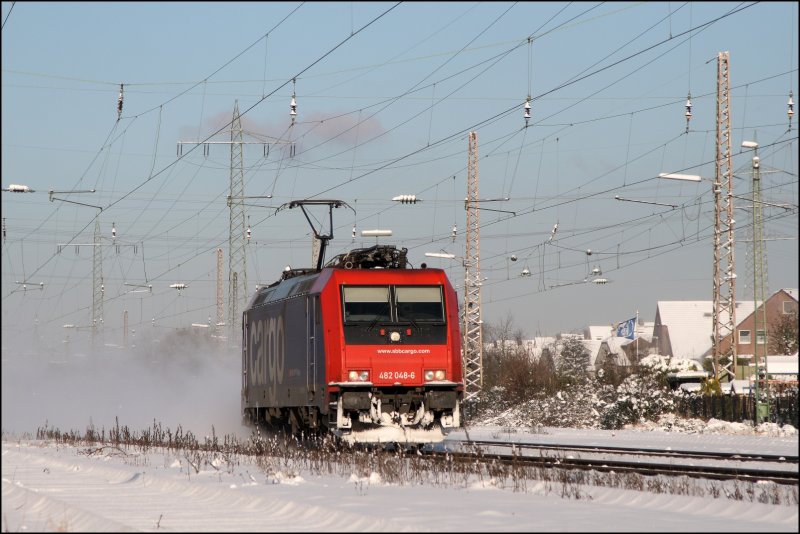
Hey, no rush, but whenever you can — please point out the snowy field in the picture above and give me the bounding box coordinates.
[2,348,798,531]
[2,420,798,532]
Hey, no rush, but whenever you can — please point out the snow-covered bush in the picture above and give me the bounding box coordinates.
[475,358,679,430]
[599,371,677,429]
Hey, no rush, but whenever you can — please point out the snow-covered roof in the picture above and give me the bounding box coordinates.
[522,336,556,347]
[781,288,798,302]
[765,355,798,376]
[586,325,613,341]
[636,321,654,343]
[729,379,752,394]
[655,300,756,360]
[519,337,557,360]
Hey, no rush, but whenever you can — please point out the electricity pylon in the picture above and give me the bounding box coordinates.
[92,219,104,340]
[49,190,105,348]
[177,101,293,345]
[228,101,247,341]
[216,247,224,335]
[711,51,737,381]
[463,131,483,403]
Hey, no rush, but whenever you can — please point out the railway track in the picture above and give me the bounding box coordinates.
[424,438,799,486]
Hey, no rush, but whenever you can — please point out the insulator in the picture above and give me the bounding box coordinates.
[393,194,418,204]
[117,84,124,120]
[684,92,692,133]
[112,223,117,239]
[510,254,517,261]
[452,225,457,237]
[788,91,794,120]
[246,226,251,240]
[521,267,531,276]
[524,98,531,122]
[352,225,356,238]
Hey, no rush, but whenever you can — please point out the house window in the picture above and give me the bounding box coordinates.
[738,330,751,344]
[783,300,797,314]
[756,330,767,345]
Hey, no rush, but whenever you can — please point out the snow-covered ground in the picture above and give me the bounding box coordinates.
[3,349,798,531]
[3,420,798,532]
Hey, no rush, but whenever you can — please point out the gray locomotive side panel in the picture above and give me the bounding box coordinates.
[243,295,325,411]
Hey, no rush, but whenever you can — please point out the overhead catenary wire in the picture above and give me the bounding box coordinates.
[3,3,400,301]
[4,3,795,336]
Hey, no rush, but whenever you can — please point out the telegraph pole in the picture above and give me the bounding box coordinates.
[463,131,483,404]
[711,51,737,382]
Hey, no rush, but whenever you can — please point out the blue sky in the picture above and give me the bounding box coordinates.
[2,2,797,346]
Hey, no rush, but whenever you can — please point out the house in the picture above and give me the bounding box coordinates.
[584,321,656,372]
[652,289,797,373]
[594,336,634,369]
[652,300,756,362]
[521,336,557,361]
[728,288,798,359]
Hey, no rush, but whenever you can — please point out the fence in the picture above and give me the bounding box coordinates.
[673,390,798,427]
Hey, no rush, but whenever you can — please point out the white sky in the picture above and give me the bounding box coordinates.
[3,423,797,532]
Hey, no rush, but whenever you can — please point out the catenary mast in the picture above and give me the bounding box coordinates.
[463,131,483,403]
[711,51,737,381]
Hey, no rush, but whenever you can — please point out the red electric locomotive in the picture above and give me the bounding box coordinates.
[241,201,464,443]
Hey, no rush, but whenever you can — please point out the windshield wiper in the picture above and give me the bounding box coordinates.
[366,303,390,331]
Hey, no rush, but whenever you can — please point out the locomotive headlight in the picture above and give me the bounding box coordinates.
[348,370,370,382]
[389,331,401,342]
[425,369,446,381]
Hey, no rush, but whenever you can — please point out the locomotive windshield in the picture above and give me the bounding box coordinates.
[342,285,444,323]
[343,286,391,322]
[396,286,444,322]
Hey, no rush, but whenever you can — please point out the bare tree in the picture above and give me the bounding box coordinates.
[770,310,799,355]
[483,312,526,356]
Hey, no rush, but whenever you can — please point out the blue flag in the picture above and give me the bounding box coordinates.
[616,317,635,339]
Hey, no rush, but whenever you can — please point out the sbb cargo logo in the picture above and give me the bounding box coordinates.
[249,315,285,404]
